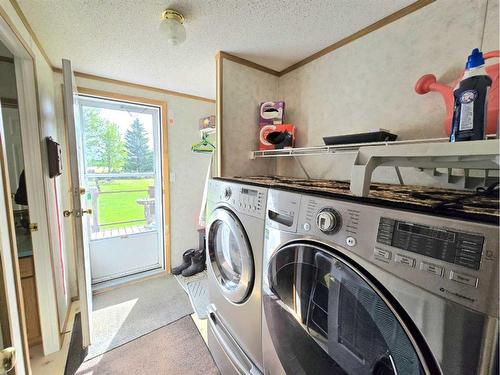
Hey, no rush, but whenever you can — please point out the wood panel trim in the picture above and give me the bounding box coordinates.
[159,102,171,273]
[215,53,223,177]
[55,68,215,104]
[218,51,280,77]
[76,87,171,274]
[279,0,435,75]
[8,0,52,67]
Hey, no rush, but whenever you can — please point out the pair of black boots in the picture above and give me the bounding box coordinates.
[172,248,206,277]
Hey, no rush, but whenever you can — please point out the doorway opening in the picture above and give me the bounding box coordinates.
[76,94,166,288]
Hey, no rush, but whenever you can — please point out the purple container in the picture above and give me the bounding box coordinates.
[259,101,284,125]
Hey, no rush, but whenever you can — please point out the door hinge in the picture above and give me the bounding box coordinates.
[28,223,38,232]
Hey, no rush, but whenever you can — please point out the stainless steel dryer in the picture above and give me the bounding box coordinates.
[206,178,268,375]
[262,189,498,375]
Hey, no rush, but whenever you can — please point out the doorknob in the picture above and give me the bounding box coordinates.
[63,210,73,217]
[1,347,16,373]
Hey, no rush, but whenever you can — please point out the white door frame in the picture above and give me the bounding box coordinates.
[62,59,93,348]
[0,6,61,356]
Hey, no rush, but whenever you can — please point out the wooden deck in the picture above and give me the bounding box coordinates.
[90,225,154,240]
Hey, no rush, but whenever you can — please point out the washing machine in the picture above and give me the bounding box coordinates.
[206,178,268,375]
[262,189,498,375]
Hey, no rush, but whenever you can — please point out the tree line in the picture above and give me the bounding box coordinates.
[83,108,154,173]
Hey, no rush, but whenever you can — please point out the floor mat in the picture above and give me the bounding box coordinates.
[187,277,209,319]
[87,275,193,359]
[76,316,220,375]
[176,270,209,319]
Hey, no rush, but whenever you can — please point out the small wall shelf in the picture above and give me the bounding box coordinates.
[250,138,500,196]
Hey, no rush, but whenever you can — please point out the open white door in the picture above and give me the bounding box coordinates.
[62,59,93,348]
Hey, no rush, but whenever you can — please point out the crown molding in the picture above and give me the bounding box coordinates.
[279,0,435,75]
[218,0,435,77]
[217,51,281,76]
[52,67,215,103]
[7,0,434,101]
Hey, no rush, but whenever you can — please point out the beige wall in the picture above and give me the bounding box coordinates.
[276,0,499,186]
[221,59,278,177]
[52,73,215,280]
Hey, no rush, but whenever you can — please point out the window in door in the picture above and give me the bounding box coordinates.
[77,95,164,284]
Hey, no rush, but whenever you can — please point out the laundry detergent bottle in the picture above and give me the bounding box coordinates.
[450,48,492,142]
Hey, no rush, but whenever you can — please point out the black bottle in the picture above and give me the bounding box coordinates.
[450,48,492,142]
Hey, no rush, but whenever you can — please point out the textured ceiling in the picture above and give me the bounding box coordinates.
[17,0,414,99]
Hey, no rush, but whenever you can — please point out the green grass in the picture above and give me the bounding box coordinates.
[88,178,155,230]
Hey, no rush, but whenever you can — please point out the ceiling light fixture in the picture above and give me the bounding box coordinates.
[160,9,186,46]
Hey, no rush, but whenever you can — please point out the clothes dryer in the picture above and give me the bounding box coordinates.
[206,178,268,374]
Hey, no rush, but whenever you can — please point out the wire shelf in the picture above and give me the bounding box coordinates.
[250,138,500,196]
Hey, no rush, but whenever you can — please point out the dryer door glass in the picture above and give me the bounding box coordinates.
[208,208,254,303]
[263,243,431,375]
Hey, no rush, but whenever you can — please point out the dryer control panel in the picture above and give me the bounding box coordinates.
[237,186,265,216]
[208,180,267,219]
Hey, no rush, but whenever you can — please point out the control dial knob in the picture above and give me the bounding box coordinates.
[223,186,232,200]
[316,208,341,233]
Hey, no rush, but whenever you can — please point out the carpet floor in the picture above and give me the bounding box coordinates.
[76,316,220,375]
[87,275,194,359]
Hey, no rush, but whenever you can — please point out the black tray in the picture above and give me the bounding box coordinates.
[323,131,397,146]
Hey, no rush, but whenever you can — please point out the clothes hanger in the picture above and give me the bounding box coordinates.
[191,132,215,153]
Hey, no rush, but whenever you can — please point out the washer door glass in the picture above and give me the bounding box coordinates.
[263,243,432,375]
[208,208,254,303]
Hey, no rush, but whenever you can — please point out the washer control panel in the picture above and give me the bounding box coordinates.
[377,218,484,270]
[289,192,498,315]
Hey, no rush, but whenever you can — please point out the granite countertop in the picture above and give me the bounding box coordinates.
[216,176,499,224]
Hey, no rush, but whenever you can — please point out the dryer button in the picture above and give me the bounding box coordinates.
[303,223,311,231]
[394,254,415,268]
[346,237,356,247]
[449,270,478,287]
